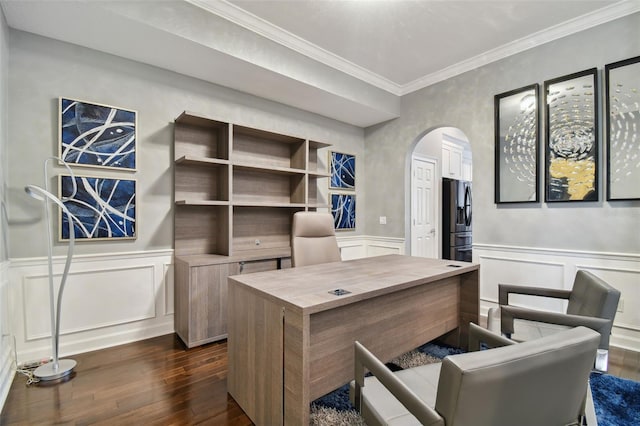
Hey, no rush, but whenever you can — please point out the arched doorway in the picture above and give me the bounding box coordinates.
[405,127,472,258]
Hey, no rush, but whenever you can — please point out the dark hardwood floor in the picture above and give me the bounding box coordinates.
[1,334,252,425]
[608,344,640,382]
[2,333,639,425]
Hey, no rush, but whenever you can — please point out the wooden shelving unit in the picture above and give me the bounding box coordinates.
[173,111,330,347]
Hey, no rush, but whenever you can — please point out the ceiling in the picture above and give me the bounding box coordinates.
[2,0,639,127]
[222,0,624,90]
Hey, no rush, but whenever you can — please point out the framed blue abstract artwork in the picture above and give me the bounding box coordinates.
[330,193,355,230]
[329,151,355,190]
[59,97,137,170]
[59,175,136,240]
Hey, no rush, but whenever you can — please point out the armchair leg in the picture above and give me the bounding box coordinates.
[486,307,512,339]
[487,307,499,332]
[595,349,608,372]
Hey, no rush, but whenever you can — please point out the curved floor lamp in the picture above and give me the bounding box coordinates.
[24,158,78,381]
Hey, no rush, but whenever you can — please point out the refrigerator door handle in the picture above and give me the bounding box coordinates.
[464,185,472,227]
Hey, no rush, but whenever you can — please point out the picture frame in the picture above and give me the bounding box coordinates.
[330,193,355,230]
[59,174,137,240]
[605,55,640,201]
[544,68,599,202]
[59,97,137,171]
[494,84,540,203]
[329,151,355,190]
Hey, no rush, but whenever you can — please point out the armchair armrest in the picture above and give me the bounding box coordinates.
[468,322,516,352]
[499,284,571,306]
[354,341,444,426]
[500,305,612,348]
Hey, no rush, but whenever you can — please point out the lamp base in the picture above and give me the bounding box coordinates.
[33,359,77,381]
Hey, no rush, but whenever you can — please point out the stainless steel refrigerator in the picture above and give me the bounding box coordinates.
[442,178,472,262]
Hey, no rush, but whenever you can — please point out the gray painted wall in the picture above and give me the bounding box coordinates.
[7,30,365,258]
[365,13,640,254]
[1,6,7,263]
[6,13,640,258]
[413,127,470,160]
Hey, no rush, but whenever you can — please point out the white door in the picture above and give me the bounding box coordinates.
[411,156,437,258]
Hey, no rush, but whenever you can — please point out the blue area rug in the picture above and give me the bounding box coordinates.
[590,372,640,426]
[311,342,640,426]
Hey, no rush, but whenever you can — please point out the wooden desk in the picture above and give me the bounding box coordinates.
[227,254,479,425]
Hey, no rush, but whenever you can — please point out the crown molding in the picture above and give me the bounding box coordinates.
[400,0,640,95]
[187,0,404,95]
[188,0,639,98]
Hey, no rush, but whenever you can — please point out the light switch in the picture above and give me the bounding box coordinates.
[379,216,387,225]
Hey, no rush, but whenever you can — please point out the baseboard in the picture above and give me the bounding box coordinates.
[0,259,13,411]
[0,338,14,413]
[17,320,175,362]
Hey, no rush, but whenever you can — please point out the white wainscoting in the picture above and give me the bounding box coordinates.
[6,239,403,365]
[337,235,405,260]
[475,244,640,352]
[6,241,638,370]
[0,259,13,412]
[8,250,174,363]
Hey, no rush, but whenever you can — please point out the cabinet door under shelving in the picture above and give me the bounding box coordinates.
[175,261,240,348]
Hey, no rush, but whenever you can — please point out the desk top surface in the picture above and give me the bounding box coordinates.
[228,254,478,314]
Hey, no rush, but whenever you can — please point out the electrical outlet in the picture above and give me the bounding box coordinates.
[617,298,624,313]
[379,216,387,225]
[255,239,261,246]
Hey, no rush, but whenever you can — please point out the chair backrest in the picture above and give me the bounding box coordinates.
[434,326,600,426]
[291,212,341,267]
[567,270,621,320]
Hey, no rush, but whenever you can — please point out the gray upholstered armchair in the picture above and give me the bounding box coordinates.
[351,325,600,426]
[291,211,341,267]
[494,269,620,371]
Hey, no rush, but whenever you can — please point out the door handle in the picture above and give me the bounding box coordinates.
[464,186,472,227]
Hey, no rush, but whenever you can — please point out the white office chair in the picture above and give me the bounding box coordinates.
[291,211,341,267]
